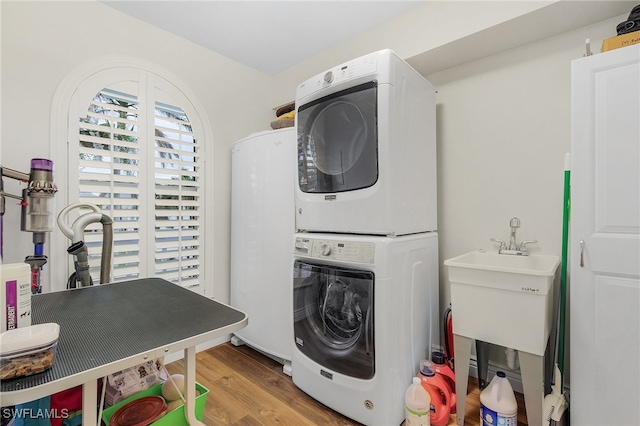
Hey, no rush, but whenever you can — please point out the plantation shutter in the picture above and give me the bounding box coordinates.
[78,87,142,282]
[152,98,201,288]
[74,76,202,292]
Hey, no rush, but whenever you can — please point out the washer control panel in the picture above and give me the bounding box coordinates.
[294,237,375,264]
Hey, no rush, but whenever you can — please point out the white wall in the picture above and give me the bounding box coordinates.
[269,1,632,106]
[428,16,625,382]
[0,0,272,300]
[270,0,557,107]
[429,15,623,303]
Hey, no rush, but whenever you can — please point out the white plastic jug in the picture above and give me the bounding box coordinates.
[480,371,518,426]
[405,377,431,426]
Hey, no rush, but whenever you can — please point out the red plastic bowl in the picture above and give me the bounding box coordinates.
[110,395,167,426]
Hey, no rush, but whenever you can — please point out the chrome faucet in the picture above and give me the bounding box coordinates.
[491,217,537,256]
[509,217,520,250]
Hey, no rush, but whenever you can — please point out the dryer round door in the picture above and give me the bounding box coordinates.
[293,260,375,379]
[297,81,378,194]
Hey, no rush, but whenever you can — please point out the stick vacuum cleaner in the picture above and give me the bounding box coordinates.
[1,159,58,293]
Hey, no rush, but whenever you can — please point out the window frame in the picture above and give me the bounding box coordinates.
[50,58,213,296]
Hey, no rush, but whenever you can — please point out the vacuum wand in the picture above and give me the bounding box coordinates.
[57,203,113,288]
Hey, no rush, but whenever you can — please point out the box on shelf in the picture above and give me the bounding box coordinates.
[602,31,640,52]
[101,381,209,426]
[105,358,166,406]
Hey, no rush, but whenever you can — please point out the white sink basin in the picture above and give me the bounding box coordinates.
[445,250,560,287]
[444,250,560,355]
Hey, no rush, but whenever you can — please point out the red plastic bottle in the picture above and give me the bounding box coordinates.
[419,360,451,426]
[431,351,457,414]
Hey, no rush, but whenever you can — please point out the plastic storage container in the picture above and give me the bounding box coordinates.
[419,360,451,426]
[405,377,431,426]
[480,371,518,426]
[102,382,209,426]
[0,323,59,380]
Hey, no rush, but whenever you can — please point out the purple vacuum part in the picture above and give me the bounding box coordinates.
[30,158,54,172]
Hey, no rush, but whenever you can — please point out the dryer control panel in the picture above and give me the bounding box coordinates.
[296,51,379,100]
[294,237,375,264]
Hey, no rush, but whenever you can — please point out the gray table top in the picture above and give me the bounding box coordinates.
[1,278,247,394]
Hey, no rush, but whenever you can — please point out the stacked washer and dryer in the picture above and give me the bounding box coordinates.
[292,49,439,426]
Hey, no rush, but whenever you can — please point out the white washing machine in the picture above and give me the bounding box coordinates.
[292,232,439,426]
[295,49,437,236]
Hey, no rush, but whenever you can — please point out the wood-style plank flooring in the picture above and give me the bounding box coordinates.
[166,343,528,426]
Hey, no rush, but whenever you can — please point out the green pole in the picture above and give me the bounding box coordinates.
[558,153,571,388]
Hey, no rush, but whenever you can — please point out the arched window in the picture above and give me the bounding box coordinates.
[51,60,211,295]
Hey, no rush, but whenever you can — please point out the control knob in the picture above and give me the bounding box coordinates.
[324,71,334,83]
[321,244,332,256]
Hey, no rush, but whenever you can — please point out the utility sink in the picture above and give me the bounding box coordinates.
[444,250,560,355]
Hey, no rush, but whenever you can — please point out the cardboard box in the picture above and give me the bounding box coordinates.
[105,359,166,406]
[1,263,31,332]
[602,31,640,52]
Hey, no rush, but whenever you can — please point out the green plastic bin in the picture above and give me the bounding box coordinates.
[101,382,209,426]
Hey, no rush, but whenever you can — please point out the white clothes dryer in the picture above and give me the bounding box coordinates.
[295,49,437,236]
[291,232,439,426]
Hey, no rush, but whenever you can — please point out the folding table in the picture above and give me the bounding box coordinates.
[1,278,248,426]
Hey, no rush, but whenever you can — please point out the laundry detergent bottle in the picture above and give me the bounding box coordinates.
[431,351,456,414]
[405,377,431,426]
[419,361,451,426]
[479,371,518,426]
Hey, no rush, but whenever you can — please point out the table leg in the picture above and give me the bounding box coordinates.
[184,346,205,426]
[519,350,544,426]
[454,334,473,426]
[82,379,98,426]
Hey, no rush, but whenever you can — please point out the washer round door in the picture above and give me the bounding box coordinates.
[297,81,378,194]
[293,260,374,379]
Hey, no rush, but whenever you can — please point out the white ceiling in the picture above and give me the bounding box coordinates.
[101,1,424,75]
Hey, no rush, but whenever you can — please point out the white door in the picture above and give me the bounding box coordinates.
[570,44,640,425]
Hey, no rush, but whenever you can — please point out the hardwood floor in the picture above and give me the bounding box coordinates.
[166,343,528,426]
